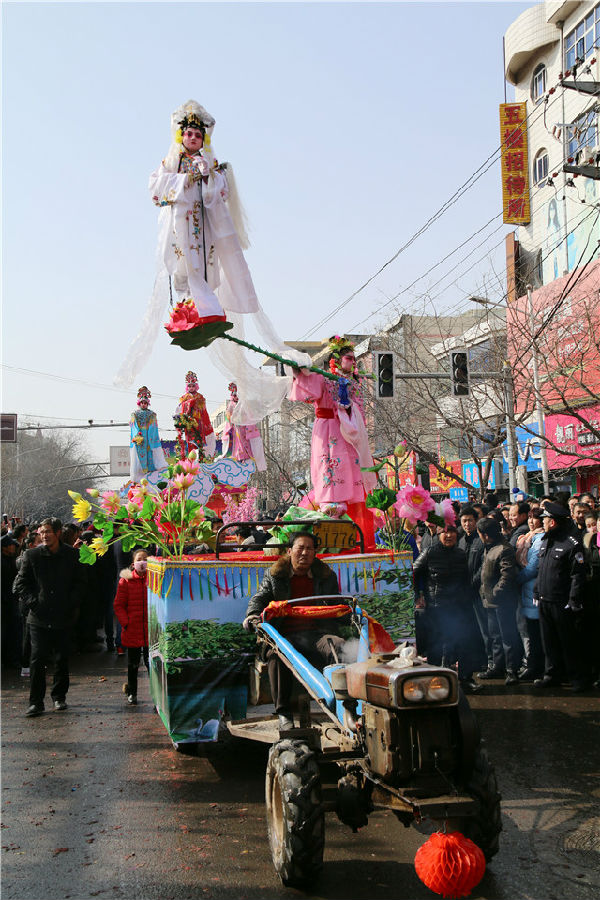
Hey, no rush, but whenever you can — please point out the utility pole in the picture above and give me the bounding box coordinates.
[503,361,518,495]
[526,285,551,493]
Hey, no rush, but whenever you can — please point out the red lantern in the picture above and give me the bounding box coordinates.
[414,831,486,898]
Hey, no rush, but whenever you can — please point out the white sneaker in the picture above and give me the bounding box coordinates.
[20,667,30,677]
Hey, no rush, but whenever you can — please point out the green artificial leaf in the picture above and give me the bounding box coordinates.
[365,487,397,511]
[79,544,97,566]
[121,533,139,552]
[102,522,114,542]
[141,497,156,518]
[115,507,129,521]
[156,481,168,491]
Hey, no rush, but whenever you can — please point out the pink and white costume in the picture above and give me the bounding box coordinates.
[289,371,376,507]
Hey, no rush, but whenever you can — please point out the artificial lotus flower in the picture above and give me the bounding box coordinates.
[436,498,456,526]
[180,457,200,477]
[189,508,206,527]
[86,488,100,498]
[165,299,200,334]
[100,491,122,514]
[68,490,82,501]
[188,450,198,461]
[173,471,195,490]
[394,484,435,525]
[90,536,109,557]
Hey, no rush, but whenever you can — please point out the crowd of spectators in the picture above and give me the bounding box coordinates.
[1,515,138,715]
[412,491,599,693]
[2,488,598,716]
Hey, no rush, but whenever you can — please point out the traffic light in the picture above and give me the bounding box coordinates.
[451,351,469,396]
[376,352,394,398]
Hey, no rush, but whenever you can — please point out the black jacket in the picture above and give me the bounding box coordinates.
[412,543,469,607]
[479,539,518,609]
[458,532,484,593]
[509,522,529,548]
[533,526,586,608]
[246,555,339,617]
[13,543,85,629]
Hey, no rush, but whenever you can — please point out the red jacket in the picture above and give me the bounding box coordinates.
[113,568,148,647]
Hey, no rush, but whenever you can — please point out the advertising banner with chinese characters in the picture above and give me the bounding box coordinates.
[429,460,462,493]
[507,260,600,413]
[384,451,417,489]
[462,461,498,490]
[500,102,530,225]
[544,405,600,469]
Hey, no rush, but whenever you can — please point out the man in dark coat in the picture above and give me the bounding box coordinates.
[533,502,590,691]
[243,531,340,729]
[476,516,522,685]
[458,506,490,674]
[1,535,21,669]
[13,518,86,717]
[413,525,483,693]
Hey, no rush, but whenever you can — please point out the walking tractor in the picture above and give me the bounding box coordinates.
[227,593,502,891]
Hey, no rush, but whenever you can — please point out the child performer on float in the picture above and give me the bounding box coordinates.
[129,386,167,483]
[288,336,377,549]
[149,99,258,335]
[174,371,216,460]
[221,382,266,471]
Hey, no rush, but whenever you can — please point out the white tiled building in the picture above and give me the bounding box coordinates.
[504,1,600,286]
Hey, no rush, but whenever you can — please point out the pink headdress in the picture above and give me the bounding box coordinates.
[185,371,199,392]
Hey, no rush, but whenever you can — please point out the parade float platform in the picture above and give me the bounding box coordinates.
[146,549,413,747]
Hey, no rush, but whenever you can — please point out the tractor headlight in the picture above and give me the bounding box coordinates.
[402,675,451,703]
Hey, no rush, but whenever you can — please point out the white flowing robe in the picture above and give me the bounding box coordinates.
[149,158,259,319]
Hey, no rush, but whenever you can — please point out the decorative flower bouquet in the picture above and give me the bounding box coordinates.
[394,483,456,529]
[365,478,456,554]
[68,450,215,565]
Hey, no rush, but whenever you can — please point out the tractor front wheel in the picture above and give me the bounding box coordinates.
[265,739,325,887]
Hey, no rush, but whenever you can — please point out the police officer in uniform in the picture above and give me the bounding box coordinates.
[533,502,590,691]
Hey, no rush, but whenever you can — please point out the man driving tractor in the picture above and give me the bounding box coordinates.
[243,531,344,730]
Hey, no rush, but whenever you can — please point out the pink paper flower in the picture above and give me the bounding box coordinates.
[394,484,435,525]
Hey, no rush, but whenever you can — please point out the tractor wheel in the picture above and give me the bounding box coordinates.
[458,746,502,861]
[265,739,325,887]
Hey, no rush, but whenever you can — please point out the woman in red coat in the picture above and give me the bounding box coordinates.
[113,549,149,705]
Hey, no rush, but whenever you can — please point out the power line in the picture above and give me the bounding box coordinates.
[299,85,567,339]
[1,364,222,406]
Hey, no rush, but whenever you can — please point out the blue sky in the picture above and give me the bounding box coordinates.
[2,0,531,471]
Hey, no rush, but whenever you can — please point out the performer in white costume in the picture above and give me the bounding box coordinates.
[149,100,258,328]
[115,99,312,428]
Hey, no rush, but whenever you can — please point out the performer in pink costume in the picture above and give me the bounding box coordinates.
[288,337,377,548]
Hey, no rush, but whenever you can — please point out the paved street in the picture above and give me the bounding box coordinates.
[2,650,599,900]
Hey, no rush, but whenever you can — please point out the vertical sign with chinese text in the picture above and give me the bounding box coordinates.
[500,102,531,224]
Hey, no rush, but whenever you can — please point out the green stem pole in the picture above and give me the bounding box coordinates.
[221,333,342,382]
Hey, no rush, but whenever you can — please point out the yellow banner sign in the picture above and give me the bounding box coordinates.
[500,102,531,225]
